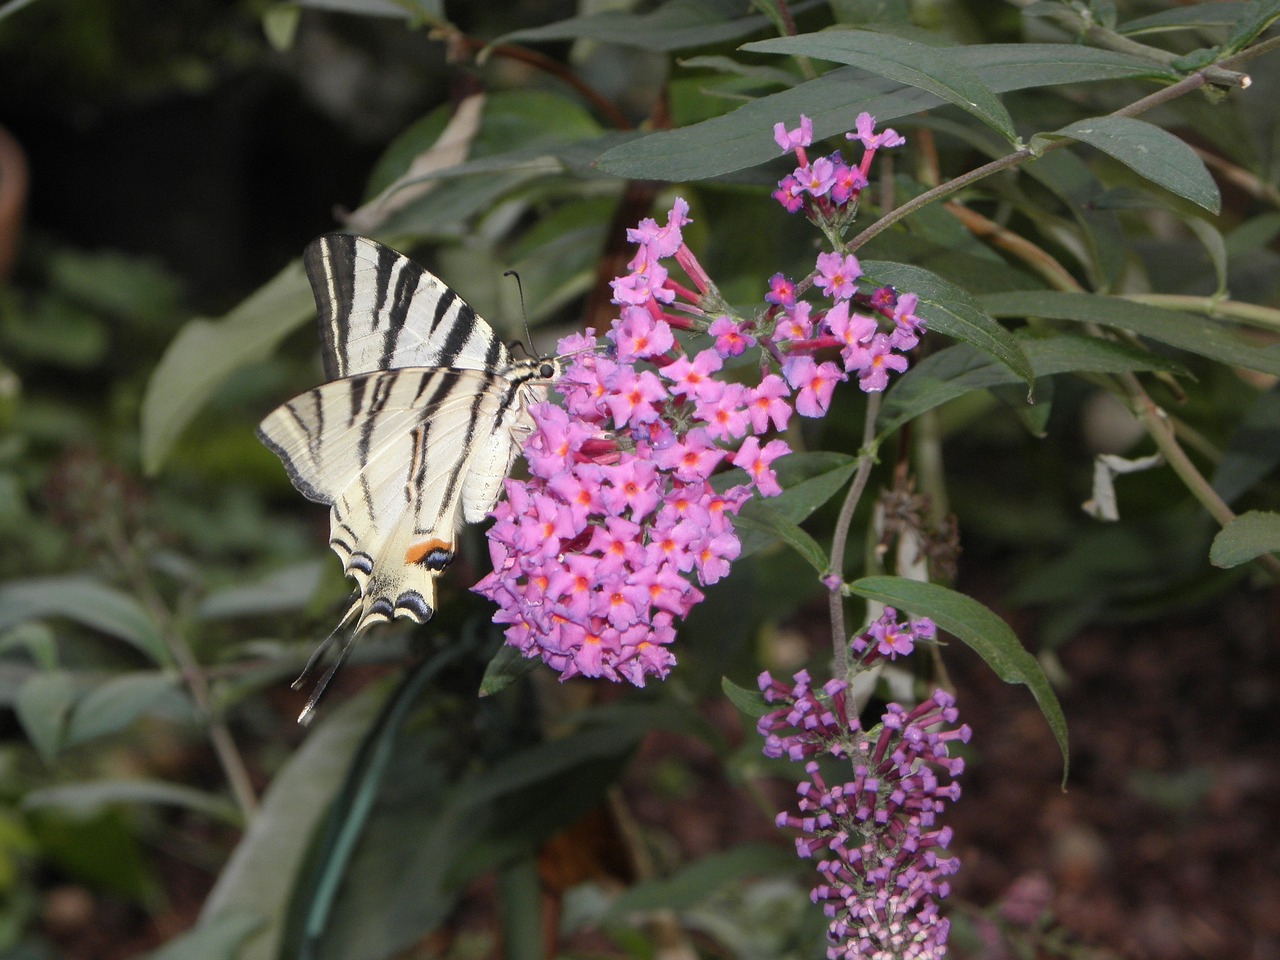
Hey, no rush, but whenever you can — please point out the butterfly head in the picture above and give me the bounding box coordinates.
[504,354,563,387]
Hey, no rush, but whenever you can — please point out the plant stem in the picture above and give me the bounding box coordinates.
[109,527,258,819]
[1120,371,1280,581]
[828,392,882,677]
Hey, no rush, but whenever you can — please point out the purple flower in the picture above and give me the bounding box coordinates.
[783,355,847,418]
[814,251,862,301]
[480,110,928,683]
[798,157,838,198]
[731,436,791,497]
[857,334,910,393]
[613,304,675,360]
[823,301,878,372]
[747,375,793,434]
[847,111,906,151]
[760,677,968,959]
[708,315,755,357]
[774,114,814,153]
[891,292,925,351]
[773,175,806,213]
[851,608,938,664]
[478,201,809,684]
[830,161,868,205]
[774,301,814,344]
[767,273,797,307]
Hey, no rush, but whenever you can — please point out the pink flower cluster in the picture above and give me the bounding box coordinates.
[773,112,905,219]
[759,674,969,960]
[476,115,926,684]
[474,200,793,685]
[767,113,922,396]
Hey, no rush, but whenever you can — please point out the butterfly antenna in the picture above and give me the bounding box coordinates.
[503,268,538,356]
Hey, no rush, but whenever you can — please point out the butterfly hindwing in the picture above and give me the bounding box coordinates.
[259,365,546,633]
[306,234,511,381]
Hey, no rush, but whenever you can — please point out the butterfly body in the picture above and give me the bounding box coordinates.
[258,234,559,636]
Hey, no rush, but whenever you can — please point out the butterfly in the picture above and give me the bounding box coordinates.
[258,234,560,720]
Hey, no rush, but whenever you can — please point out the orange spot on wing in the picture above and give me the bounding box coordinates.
[405,538,453,565]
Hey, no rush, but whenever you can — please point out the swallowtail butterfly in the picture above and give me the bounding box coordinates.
[258,235,560,718]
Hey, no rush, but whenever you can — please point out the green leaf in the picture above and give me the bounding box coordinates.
[27,806,155,900]
[595,45,1174,181]
[1224,0,1280,52]
[1119,2,1247,35]
[878,333,1186,438]
[1213,386,1280,504]
[1038,116,1220,213]
[15,671,76,763]
[1185,217,1228,296]
[744,32,1017,143]
[141,258,313,475]
[1209,510,1280,568]
[64,672,186,747]
[735,503,828,574]
[980,290,1280,376]
[730,453,856,558]
[0,622,58,670]
[360,91,613,240]
[678,54,800,88]
[0,576,169,665]
[495,0,822,52]
[138,910,265,960]
[196,561,325,620]
[721,676,769,718]
[291,650,466,960]
[22,779,242,826]
[479,643,541,697]
[849,577,1069,779]
[198,682,392,960]
[496,859,543,960]
[860,261,1033,385]
[461,726,644,807]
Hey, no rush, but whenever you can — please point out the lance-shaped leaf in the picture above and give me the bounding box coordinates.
[850,576,1069,780]
[0,576,169,665]
[596,45,1174,181]
[980,291,1280,376]
[860,261,1032,385]
[1034,116,1220,213]
[141,260,313,475]
[744,32,1017,143]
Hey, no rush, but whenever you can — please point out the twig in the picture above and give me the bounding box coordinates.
[828,392,882,678]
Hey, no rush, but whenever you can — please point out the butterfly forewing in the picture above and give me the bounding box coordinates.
[307,234,511,381]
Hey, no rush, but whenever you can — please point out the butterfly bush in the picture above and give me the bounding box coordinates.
[475,111,964,958]
[475,111,923,688]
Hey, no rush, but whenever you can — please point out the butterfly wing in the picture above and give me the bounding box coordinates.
[306,233,513,381]
[258,366,540,634]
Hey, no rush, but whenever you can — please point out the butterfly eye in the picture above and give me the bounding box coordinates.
[539,362,556,379]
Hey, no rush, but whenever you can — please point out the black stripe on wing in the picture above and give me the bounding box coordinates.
[306,234,358,381]
[303,233,510,380]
